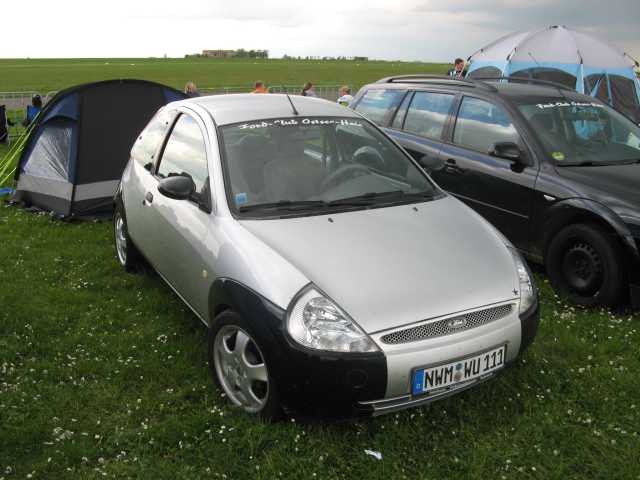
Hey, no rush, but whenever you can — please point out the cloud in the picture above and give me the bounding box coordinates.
[1,0,638,60]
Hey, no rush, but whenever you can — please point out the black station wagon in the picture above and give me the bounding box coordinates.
[351,75,640,308]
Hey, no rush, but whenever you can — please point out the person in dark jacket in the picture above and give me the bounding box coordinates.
[447,58,467,79]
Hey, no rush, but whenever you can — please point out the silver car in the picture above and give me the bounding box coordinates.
[114,93,539,418]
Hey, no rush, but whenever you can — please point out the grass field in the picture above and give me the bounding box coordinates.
[1,58,640,479]
[1,201,639,480]
[0,57,448,93]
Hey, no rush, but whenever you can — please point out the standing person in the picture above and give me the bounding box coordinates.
[22,94,42,127]
[252,81,269,94]
[337,86,353,106]
[447,58,467,79]
[301,82,317,97]
[184,81,200,98]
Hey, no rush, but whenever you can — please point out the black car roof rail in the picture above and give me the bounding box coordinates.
[375,74,498,92]
[470,76,576,93]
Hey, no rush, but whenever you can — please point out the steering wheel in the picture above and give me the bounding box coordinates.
[320,164,371,191]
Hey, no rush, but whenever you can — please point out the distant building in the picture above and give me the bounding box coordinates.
[202,49,237,58]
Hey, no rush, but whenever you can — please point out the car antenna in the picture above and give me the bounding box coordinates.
[286,94,299,115]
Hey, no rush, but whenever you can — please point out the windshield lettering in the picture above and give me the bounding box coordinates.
[535,101,605,110]
[238,118,364,130]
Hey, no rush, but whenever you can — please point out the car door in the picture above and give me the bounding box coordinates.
[124,107,177,246]
[385,90,456,179]
[434,96,538,250]
[138,109,214,319]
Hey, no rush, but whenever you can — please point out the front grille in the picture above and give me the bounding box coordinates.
[380,304,514,345]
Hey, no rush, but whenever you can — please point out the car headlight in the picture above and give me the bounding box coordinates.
[508,247,536,314]
[287,287,379,353]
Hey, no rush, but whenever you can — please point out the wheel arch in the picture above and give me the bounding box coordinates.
[208,278,286,329]
[540,198,639,261]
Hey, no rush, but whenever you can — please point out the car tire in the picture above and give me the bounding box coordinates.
[208,311,283,420]
[545,223,625,307]
[113,204,142,272]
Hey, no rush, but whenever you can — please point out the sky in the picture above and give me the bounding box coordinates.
[2,0,639,62]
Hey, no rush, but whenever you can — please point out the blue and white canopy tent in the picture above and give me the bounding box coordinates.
[467,25,640,122]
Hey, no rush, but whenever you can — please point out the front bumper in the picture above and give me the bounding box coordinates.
[267,300,539,418]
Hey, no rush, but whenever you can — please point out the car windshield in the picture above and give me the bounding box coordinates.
[219,116,438,215]
[516,99,640,166]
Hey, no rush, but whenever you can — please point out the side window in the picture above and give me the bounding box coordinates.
[453,97,520,153]
[354,89,404,126]
[390,92,412,130]
[130,108,174,167]
[403,92,455,140]
[156,114,209,196]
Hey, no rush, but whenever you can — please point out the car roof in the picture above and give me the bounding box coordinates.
[174,93,360,126]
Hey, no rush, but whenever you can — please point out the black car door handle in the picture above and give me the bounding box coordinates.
[144,192,154,205]
[445,158,463,173]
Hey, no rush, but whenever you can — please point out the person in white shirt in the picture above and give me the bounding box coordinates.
[337,86,353,106]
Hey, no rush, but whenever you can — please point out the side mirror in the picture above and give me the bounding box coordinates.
[418,155,445,173]
[158,175,195,200]
[489,142,523,162]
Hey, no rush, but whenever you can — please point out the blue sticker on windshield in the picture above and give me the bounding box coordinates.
[235,193,248,206]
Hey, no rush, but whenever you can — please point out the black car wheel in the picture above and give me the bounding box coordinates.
[208,311,283,420]
[546,223,625,307]
[113,204,142,272]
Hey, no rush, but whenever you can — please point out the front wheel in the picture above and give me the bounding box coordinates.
[545,223,625,307]
[208,311,282,420]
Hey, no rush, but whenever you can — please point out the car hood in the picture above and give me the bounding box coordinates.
[556,163,640,207]
[239,197,520,334]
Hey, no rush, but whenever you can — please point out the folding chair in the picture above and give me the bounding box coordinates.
[0,105,11,145]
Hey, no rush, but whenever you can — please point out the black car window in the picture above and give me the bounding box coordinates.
[130,108,174,167]
[517,100,640,165]
[390,92,412,130]
[403,92,455,140]
[156,114,209,195]
[354,89,404,126]
[453,97,520,153]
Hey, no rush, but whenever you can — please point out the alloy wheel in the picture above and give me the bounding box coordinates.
[213,326,269,412]
[114,213,128,266]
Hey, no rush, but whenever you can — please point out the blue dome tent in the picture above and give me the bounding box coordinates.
[467,25,640,122]
[13,79,187,217]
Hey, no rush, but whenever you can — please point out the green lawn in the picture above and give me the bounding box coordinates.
[1,58,640,479]
[0,57,448,93]
[1,203,639,479]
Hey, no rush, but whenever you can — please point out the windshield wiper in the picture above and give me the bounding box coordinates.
[327,190,434,206]
[238,190,437,213]
[238,200,328,213]
[558,159,640,167]
[556,160,608,167]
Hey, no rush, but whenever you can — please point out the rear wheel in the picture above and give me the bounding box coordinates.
[113,204,142,272]
[545,223,625,307]
[208,311,282,420]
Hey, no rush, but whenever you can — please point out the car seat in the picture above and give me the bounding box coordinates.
[226,134,272,204]
[263,129,324,201]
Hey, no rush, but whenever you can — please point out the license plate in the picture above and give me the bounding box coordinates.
[412,345,506,395]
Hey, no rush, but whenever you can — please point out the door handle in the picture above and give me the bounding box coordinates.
[444,159,463,173]
[143,191,154,205]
